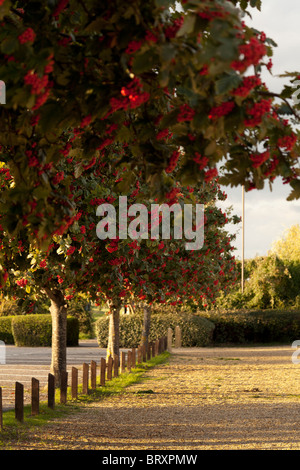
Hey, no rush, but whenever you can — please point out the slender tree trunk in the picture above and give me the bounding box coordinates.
[45,288,67,387]
[140,304,151,349]
[106,298,122,360]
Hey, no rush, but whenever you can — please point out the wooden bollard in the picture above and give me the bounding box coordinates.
[31,378,39,416]
[137,346,142,364]
[71,367,78,399]
[151,342,155,357]
[82,363,89,394]
[100,357,106,386]
[91,360,97,390]
[0,387,3,430]
[155,339,159,356]
[127,350,132,372]
[147,343,151,360]
[48,373,55,409]
[175,326,182,348]
[131,348,136,368]
[113,355,119,378]
[167,328,173,352]
[107,356,113,380]
[15,382,24,423]
[60,371,68,404]
[120,351,126,373]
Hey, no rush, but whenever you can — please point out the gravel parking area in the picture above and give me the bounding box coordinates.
[4,344,300,450]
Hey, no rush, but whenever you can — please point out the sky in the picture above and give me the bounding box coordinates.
[218,0,300,260]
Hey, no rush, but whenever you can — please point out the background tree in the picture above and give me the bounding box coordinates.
[121,179,239,348]
[271,225,300,263]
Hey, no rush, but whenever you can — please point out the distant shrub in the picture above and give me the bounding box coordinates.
[201,309,300,344]
[0,316,15,344]
[95,310,215,348]
[67,297,94,337]
[11,315,79,347]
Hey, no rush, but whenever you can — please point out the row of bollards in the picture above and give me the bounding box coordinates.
[0,334,173,429]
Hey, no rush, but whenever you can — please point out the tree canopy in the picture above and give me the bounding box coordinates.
[0,0,300,284]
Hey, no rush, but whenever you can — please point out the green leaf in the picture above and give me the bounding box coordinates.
[0,0,12,20]
[132,50,158,74]
[1,37,19,55]
[215,73,242,95]
[176,14,196,37]
[287,180,300,201]
[154,0,173,7]
[160,44,176,63]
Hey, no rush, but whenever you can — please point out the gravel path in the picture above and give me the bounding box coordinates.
[4,345,300,450]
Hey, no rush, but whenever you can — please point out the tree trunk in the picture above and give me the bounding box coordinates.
[45,288,67,387]
[107,298,122,360]
[140,304,151,349]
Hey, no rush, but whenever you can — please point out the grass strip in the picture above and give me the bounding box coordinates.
[0,351,170,446]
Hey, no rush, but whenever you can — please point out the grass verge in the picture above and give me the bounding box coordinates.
[0,351,170,446]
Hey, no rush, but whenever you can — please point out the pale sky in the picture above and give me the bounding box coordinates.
[219,0,300,260]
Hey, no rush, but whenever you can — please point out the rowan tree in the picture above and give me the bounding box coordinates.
[0,0,300,375]
[0,0,300,296]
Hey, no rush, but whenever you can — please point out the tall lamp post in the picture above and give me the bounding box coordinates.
[241,185,245,293]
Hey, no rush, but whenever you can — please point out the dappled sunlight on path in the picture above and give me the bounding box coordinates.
[5,345,300,450]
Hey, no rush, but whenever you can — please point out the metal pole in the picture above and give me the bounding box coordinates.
[241,185,245,293]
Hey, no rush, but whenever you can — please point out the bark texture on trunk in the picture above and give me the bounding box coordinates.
[140,304,151,349]
[45,288,67,387]
[107,298,122,360]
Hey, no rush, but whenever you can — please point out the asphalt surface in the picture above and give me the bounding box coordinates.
[0,340,109,409]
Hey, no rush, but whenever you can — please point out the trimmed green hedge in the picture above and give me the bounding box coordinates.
[201,309,300,344]
[0,316,15,344]
[95,311,215,348]
[0,315,79,347]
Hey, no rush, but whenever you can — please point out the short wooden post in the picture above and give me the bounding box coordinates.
[82,363,89,394]
[71,367,78,399]
[167,328,173,352]
[127,350,132,372]
[0,387,3,430]
[147,343,151,360]
[48,373,55,409]
[120,351,126,373]
[107,356,113,380]
[131,348,136,368]
[113,355,119,378]
[137,346,142,364]
[15,382,24,423]
[91,360,97,390]
[60,371,68,404]
[155,339,159,356]
[100,357,106,386]
[31,378,39,416]
[175,326,182,348]
[151,341,155,357]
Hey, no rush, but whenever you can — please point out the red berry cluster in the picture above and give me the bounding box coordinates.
[232,75,261,98]
[177,104,195,122]
[250,150,270,168]
[193,152,209,170]
[209,101,235,120]
[204,167,218,182]
[18,28,36,44]
[244,99,271,127]
[165,150,180,173]
[277,134,297,151]
[108,77,150,115]
[232,37,267,72]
